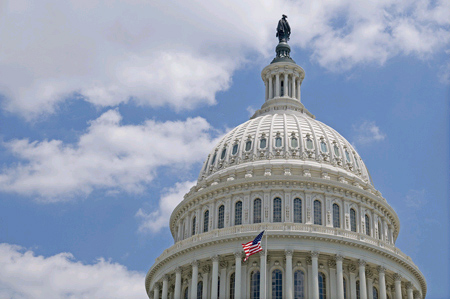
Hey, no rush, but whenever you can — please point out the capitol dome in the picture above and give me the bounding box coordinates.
[146,19,426,299]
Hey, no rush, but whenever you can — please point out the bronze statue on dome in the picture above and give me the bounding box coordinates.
[276,14,291,43]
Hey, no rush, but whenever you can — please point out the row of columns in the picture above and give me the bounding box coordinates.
[151,252,421,299]
[265,73,301,101]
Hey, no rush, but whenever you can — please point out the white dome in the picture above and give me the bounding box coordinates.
[198,111,373,186]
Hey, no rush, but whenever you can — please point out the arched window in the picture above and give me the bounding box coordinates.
[365,214,370,236]
[294,198,302,223]
[218,277,220,298]
[314,200,322,225]
[245,140,252,151]
[333,203,340,228]
[211,153,217,166]
[343,277,347,299]
[320,141,327,152]
[204,210,209,233]
[229,273,235,299]
[273,197,282,222]
[197,281,203,299]
[275,137,282,147]
[356,281,360,299]
[294,270,305,299]
[281,80,285,96]
[319,273,327,299]
[254,199,262,223]
[272,269,283,299]
[378,220,382,239]
[350,208,357,232]
[334,144,340,157]
[184,287,189,299]
[260,138,267,149]
[232,144,238,155]
[221,148,227,160]
[345,150,351,162]
[306,138,313,149]
[373,287,379,299]
[291,137,298,148]
[250,270,260,299]
[235,201,242,226]
[218,205,225,229]
[192,216,196,236]
[354,155,360,168]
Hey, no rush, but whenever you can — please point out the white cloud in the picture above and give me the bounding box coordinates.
[1,0,449,118]
[0,110,219,201]
[0,243,146,299]
[352,121,386,146]
[404,189,427,209]
[136,180,196,233]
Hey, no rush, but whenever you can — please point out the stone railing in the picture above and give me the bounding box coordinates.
[156,223,413,265]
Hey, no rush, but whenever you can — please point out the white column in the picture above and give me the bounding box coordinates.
[191,260,199,299]
[211,255,219,299]
[275,73,280,97]
[292,76,296,99]
[307,258,313,298]
[269,76,273,100]
[350,265,357,299]
[378,266,387,299]
[259,250,267,299]
[265,78,269,101]
[284,73,288,97]
[285,250,293,299]
[329,260,336,298]
[202,266,209,299]
[174,267,182,299]
[153,283,160,299]
[394,274,402,299]
[234,252,242,299]
[406,283,414,299]
[359,260,367,299]
[311,251,319,299]
[336,255,344,299]
[219,262,227,299]
[297,79,301,101]
[367,272,374,299]
[162,275,169,299]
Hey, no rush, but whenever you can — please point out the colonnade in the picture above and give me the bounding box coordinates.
[150,251,422,299]
[264,71,301,101]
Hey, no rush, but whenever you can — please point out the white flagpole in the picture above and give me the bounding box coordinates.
[264,230,268,299]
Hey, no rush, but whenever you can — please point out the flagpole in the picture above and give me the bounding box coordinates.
[265,229,268,299]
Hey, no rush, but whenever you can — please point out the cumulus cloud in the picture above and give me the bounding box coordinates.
[0,243,146,299]
[0,110,219,200]
[136,180,196,233]
[352,121,386,146]
[1,0,449,118]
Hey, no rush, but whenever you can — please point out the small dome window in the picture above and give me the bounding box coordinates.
[221,148,226,160]
[260,138,267,149]
[291,137,298,148]
[211,153,217,165]
[245,140,252,151]
[334,145,340,157]
[232,144,238,155]
[354,155,360,168]
[345,150,351,162]
[275,137,282,147]
[320,141,327,152]
[306,138,313,150]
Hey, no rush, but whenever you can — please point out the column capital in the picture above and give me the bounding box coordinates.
[211,255,219,262]
[234,251,243,258]
[163,274,169,281]
[153,282,161,289]
[394,273,402,282]
[335,254,344,262]
[406,282,413,290]
[327,259,336,268]
[358,259,366,267]
[259,250,266,256]
[175,266,182,274]
[310,250,320,258]
[219,261,228,268]
[306,257,312,265]
[191,259,199,267]
[285,249,293,257]
[377,265,386,274]
[349,263,357,273]
[413,290,422,299]
[202,265,210,273]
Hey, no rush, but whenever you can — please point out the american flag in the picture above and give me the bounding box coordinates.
[242,231,265,261]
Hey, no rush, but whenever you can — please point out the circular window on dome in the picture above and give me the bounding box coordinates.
[232,144,238,155]
[260,138,267,149]
[291,137,298,148]
[245,140,252,151]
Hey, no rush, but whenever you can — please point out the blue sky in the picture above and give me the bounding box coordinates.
[0,0,449,298]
